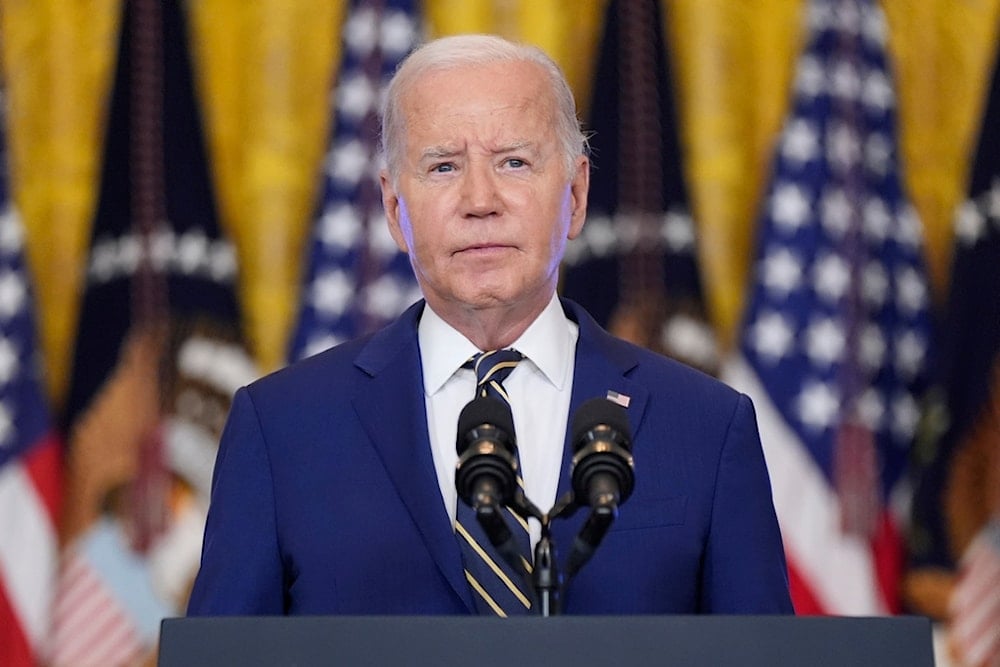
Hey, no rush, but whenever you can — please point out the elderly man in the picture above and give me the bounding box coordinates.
[187,34,793,616]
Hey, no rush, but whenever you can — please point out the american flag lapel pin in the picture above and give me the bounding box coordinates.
[606,390,630,408]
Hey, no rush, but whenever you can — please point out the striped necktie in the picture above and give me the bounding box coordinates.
[456,349,534,615]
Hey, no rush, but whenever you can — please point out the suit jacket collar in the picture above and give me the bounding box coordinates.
[350,301,476,610]
[350,298,650,611]
[550,299,650,552]
[559,297,649,431]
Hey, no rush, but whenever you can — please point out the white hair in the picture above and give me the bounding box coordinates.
[380,34,587,182]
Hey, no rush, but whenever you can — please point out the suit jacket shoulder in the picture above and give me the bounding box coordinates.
[558,298,792,614]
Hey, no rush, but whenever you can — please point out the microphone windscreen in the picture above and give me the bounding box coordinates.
[570,398,632,450]
[456,396,516,448]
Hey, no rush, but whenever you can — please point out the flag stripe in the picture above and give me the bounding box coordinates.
[949,533,1000,667]
[0,583,33,667]
[51,553,143,667]
[0,458,59,648]
[870,510,904,614]
[954,591,1000,648]
[785,559,826,615]
[53,563,105,634]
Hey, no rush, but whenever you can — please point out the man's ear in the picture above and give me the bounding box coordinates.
[380,170,409,252]
[567,155,590,240]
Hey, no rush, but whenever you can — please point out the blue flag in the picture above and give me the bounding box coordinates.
[52,1,257,663]
[561,0,716,373]
[907,33,1000,664]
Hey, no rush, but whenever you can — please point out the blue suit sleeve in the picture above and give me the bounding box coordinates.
[702,393,795,613]
[187,387,285,615]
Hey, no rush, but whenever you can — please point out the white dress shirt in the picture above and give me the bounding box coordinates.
[418,293,579,549]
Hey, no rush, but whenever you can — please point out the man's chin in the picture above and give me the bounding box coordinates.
[455,287,553,316]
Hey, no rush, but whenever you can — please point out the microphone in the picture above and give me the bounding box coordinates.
[565,398,635,579]
[455,396,520,511]
[570,397,635,511]
[455,397,534,582]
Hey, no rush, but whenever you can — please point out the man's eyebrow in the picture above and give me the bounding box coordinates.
[493,141,536,154]
[419,146,461,161]
[417,141,538,161]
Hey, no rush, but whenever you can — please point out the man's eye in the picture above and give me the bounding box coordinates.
[505,158,526,168]
[431,163,455,173]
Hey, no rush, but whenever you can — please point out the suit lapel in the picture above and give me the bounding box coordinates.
[350,302,474,612]
[551,300,650,554]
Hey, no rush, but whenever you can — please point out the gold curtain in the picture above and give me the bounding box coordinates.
[3,0,998,409]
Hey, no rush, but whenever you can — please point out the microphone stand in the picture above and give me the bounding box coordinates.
[477,491,565,617]
[471,473,626,617]
[478,489,621,617]
[532,517,561,617]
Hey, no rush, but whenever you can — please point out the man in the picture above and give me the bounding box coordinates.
[187,34,793,616]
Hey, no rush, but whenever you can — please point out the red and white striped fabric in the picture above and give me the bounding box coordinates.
[0,106,64,664]
[725,359,904,614]
[949,522,1000,667]
[0,435,61,667]
[48,546,144,667]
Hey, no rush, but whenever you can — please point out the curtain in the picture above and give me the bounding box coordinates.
[3,0,998,405]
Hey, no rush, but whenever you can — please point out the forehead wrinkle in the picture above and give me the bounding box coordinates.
[401,67,558,168]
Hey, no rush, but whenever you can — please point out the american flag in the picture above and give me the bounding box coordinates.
[287,0,422,362]
[0,89,62,666]
[722,0,933,615]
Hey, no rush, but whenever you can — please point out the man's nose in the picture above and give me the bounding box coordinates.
[460,163,500,217]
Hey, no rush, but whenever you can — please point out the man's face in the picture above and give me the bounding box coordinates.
[380,59,589,323]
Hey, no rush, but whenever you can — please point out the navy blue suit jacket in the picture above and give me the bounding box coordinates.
[187,299,793,615]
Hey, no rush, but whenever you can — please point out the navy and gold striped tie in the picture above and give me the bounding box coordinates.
[456,349,534,615]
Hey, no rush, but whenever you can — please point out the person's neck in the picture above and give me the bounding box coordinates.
[434,294,553,351]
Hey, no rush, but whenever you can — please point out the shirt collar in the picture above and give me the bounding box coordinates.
[418,293,576,396]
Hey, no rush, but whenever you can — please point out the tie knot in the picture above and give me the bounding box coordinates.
[467,349,523,401]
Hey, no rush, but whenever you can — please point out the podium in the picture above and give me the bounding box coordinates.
[159,615,933,666]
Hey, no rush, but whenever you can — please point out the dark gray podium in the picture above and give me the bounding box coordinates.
[158,615,933,666]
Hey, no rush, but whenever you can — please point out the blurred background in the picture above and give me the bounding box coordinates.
[1,0,998,665]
